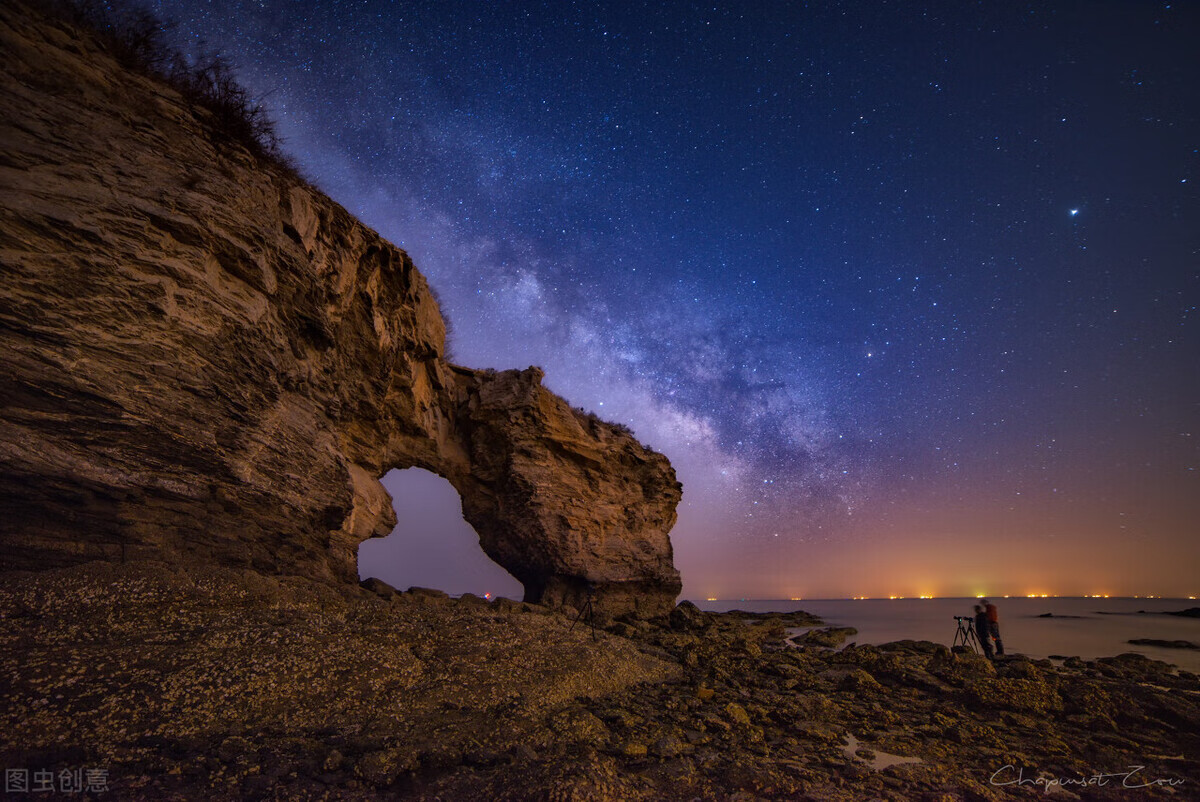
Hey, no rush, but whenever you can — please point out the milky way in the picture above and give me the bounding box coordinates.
[149,0,1199,598]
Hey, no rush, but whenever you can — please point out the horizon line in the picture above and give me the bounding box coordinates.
[688,595,1199,603]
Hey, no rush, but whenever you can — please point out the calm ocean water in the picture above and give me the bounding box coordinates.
[692,597,1200,673]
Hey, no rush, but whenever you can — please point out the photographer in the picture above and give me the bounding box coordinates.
[973,604,994,659]
[982,598,1004,655]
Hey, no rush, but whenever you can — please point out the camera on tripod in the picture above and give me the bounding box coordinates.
[569,581,598,641]
[952,614,982,654]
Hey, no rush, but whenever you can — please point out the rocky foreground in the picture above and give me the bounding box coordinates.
[3,564,1198,801]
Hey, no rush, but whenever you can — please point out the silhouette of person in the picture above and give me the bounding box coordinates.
[982,598,1004,655]
[974,604,994,659]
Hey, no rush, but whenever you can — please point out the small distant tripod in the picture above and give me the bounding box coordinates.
[952,616,981,653]
[570,584,598,641]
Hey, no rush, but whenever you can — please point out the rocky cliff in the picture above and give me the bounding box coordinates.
[0,2,681,615]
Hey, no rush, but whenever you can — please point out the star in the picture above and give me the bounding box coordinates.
[146,0,1200,599]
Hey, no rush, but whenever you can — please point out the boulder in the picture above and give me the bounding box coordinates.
[359,577,397,598]
[791,627,858,648]
[669,601,713,631]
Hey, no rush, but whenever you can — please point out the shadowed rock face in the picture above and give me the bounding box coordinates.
[0,3,681,615]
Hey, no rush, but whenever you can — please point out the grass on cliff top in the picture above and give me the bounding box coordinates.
[41,0,285,162]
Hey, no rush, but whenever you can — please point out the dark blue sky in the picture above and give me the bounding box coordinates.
[152,0,1198,598]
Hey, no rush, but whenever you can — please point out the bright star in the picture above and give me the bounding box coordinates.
[1069,209,1079,216]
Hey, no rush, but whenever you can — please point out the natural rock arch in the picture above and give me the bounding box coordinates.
[357,467,522,599]
[0,4,681,617]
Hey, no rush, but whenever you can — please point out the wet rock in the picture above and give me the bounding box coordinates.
[1128,638,1199,649]
[1095,652,1177,678]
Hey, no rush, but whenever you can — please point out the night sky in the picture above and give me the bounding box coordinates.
[149,0,1198,600]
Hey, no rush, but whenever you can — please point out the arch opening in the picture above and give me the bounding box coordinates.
[356,467,523,599]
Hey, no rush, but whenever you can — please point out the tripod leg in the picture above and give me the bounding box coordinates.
[570,598,598,640]
[570,602,585,632]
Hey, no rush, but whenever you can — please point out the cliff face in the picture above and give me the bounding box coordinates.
[0,3,681,615]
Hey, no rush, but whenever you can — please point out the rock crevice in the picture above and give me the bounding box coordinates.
[0,2,681,615]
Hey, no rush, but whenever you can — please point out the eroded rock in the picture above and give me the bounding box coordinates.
[0,2,680,615]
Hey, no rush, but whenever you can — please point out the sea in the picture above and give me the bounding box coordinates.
[692,597,1200,673]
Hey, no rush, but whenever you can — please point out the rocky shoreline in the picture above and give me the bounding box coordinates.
[3,563,1198,800]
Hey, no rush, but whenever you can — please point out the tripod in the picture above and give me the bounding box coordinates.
[952,616,980,653]
[569,586,598,641]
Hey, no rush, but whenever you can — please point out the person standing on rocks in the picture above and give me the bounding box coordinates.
[982,598,1004,655]
[974,604,994,659]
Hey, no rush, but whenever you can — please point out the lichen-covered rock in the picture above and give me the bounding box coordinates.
[0,2,680,615]
[792,626,858,648]
[960,677,1063,715]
